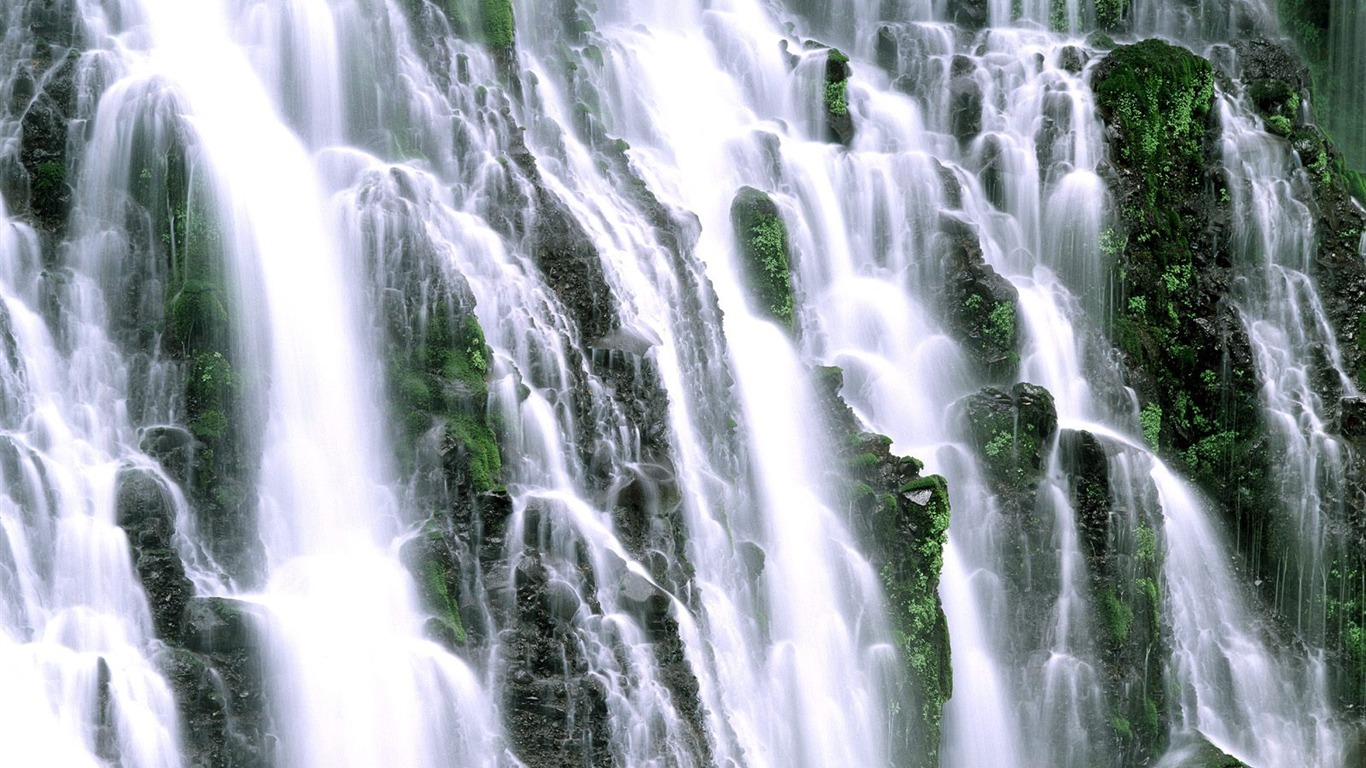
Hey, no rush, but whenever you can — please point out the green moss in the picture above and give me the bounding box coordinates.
[447,411,501,494]
[824,80,849,117]
[1135,524,1157,564]
[985,301,1015,350]
[167,280,229,355]
[984,431,1011,459]
[1140,402,1161,450]
[1099,587,1134,644]
[1111,714,1133,741]
[30,161,68,222]
[881,473,951,763]
[391,299,502,493]
[1094,0,1130,30]
[730,187,794,326]
[823,48,854,144]
[186,351,238,441]
[481,0,514,49]
[1095,40,1213,211]
[424,558,467,645]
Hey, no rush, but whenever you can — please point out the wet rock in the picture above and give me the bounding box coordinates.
[941,217,1020,378]
[874,25,899,72]
[116,470,270,767]
[948,0,989,30]
[1342,397,1366,441]
[1059,45,1087,74]
[810,366,950,768]
[948,65,983,143]
[115,469,192,643]
[499,547,612,768]
[139,426,196,485]
[158,644,270,768]
[17,47,76,233]
[962,383,1058,495]
[183,597,257,656]
[1231,37,1308,93]
[1058,430,1111,558]
[507,127,617,344]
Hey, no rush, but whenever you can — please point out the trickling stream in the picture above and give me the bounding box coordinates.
[0,0,1363,766]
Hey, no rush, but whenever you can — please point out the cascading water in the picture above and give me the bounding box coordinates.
[3,0,1366,766]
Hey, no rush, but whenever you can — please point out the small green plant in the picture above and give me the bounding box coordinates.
[1140,402,1161,450]
[825,80,849,117]
[1135,524,1157,563]
[986,302,1015,347]
[984,431,1012,459]
[1100,588,1134,644]
[1100,227,1127,257]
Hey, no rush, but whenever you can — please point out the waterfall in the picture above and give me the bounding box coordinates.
[1,0,1364,765]
[1326,2,1366,170]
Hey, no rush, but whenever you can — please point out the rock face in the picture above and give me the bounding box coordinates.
[114,470,270,768]
[16,40,76,234]
[1089,40,1266,757]
[812,367,951,768]
[116,470,193,642]
[1093,39,1270,572]
[1226,37,1366,703]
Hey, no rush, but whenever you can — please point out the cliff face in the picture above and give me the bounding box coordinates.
[4,0,1366,766]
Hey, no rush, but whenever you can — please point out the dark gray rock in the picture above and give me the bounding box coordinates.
[115,469,191,643]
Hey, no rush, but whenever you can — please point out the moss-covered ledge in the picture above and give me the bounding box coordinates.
[812,366,951,768]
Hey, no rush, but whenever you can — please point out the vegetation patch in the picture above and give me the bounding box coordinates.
[482,0,515,49]
[729,186,795,327]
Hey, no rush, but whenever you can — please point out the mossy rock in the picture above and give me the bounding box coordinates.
[823,48,855,145]
[962,382,1057,494]
[29,160,69,227]
[1094,0,1131,31]
[1093,39,1214,216]
[186,351,238,442]
[401,529,469,649]
[729,186,794,327]
[390,296,502,494]
[942,217,1019,377]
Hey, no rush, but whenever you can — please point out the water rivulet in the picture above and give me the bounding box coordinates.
[1,0,1364,766]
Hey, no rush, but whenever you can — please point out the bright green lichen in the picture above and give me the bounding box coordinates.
[824,80,849,117]
[986,301,1016,350]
